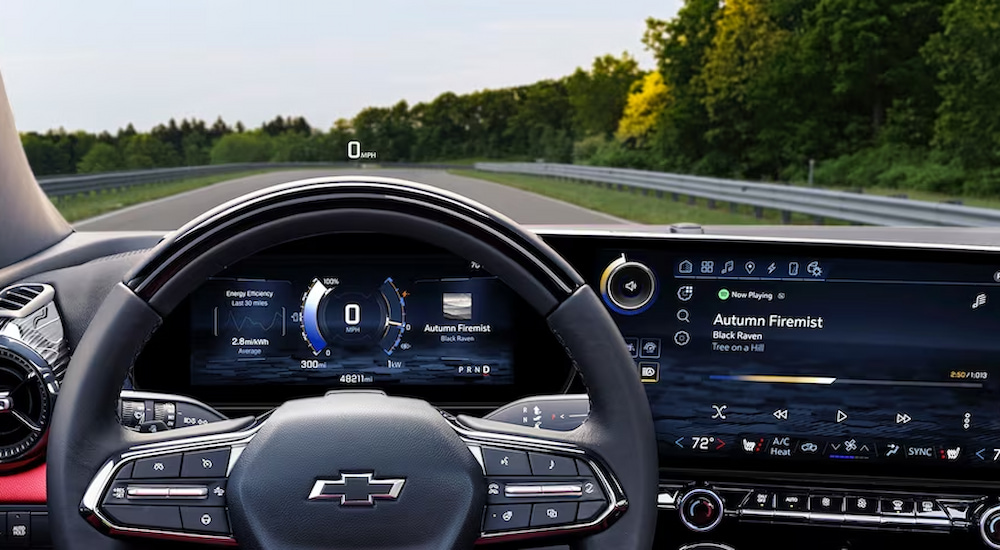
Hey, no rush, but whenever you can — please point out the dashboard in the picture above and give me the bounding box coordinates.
[7,224,1000,549]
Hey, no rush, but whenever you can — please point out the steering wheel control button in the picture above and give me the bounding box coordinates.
[528,453,577,476]
[482,448,532,476]
[577,501,605,522]
[180,507,230,534]
[530,503,577,527]
[809,495,844,513]
[104,505,183,530]
[133,453,182,478]
[181,448,230,478]
[483,504,531,532]
[600,256,658,314]
[679,489,724,532]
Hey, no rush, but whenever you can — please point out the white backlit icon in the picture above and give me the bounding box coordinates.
[788,262,800,276]
[677,286,694,302]
[744,261,756,274]
[973,293,987,309]
[721,260,735,274]
[502,510,513,522]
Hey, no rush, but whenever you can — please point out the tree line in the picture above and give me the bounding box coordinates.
[21,0,1000,196]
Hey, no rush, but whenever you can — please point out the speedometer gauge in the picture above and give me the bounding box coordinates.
[300,277,407,356]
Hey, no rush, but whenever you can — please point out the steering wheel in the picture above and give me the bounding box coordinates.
[46,177,658,550]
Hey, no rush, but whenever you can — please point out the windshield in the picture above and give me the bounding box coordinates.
[2,1,997,230]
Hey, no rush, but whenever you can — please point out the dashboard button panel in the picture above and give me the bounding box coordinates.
[660,482,981,534]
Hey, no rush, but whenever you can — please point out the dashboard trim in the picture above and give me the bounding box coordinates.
[534,227,1000,254]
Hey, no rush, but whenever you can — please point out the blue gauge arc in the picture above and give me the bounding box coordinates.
[302,279,330,355]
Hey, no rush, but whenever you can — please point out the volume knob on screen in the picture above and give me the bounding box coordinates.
[599,255,657,315]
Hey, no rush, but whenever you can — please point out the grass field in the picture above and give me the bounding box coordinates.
[451,169,843,225]
[50,170,274,222]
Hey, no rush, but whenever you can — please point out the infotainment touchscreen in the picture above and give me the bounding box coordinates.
[572,238,1000,477]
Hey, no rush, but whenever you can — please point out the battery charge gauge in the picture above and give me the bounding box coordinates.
[300,277,407,355]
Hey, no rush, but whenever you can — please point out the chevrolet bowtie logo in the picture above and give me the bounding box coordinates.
[308,473,406,506]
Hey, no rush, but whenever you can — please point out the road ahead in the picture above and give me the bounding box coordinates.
[74,168,629,231]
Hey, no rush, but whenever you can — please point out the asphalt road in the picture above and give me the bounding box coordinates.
[74,169,629,231]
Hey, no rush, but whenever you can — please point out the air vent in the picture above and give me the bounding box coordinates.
[0,284,54,319]
[0,338,56,466]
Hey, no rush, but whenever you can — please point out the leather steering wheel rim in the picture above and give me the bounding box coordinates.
[46,177,658,550]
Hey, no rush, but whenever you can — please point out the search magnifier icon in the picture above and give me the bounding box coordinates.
[677,309,690,322]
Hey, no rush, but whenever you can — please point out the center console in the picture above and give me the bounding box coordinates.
[543,232,1000,548]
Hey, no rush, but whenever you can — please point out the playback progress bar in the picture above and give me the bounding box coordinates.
[709,374,983,389]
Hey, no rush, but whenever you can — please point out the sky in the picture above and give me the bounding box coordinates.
[0,1,680,134]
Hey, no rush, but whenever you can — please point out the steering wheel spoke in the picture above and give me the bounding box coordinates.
[80,417,261,546]
[451,416,627,544]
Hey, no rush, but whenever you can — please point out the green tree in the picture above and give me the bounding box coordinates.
[923,0,1000,169]
[643,1,720,171]
[122,135,180,168]
[566,53,642,137]
[209,133,274,163]
[77,143,124,173]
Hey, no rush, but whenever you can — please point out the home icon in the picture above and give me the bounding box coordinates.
[679,260,693,274]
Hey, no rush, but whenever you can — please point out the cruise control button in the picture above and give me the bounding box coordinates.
[577,500,605,522]
[482,448,532,476]
[483,504,531,531]
[133,454,182,478]
[846,496,877,514]
[776,493,807,511]
[528,453,577,476]
[180,507,230,534]
[181,449,230,478]
[809,495,844,513]
[880,498,914,516]
[104,505,183,530]
[530,503,577,527]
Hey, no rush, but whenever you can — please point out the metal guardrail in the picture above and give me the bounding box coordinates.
[37,162,466,198]
[475,162,1000,227]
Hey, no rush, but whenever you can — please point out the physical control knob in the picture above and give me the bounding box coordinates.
[599,255,657,315]
[679,489,723,532]
[980,505,1000,549]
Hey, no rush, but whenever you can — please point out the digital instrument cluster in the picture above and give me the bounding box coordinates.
[188,255,514,387]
